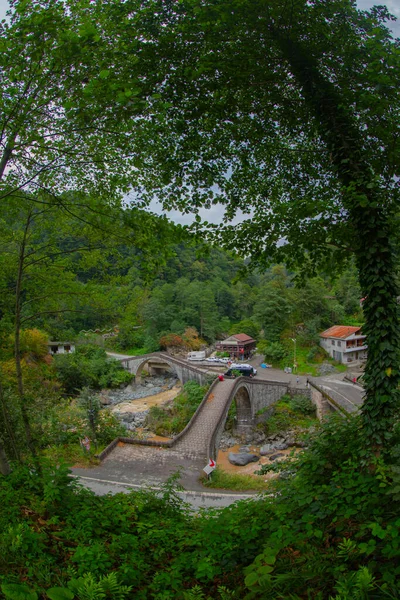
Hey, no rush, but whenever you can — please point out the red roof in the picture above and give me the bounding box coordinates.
[232,333,255,343]
[320,325,362,339]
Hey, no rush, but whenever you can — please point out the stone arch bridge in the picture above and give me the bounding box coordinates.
[119,352,210,385]
[104,353,294,461]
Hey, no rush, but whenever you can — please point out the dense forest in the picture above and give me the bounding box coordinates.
[0,192,363,354]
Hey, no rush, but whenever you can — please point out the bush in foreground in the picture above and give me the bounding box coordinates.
[1,415,400,598]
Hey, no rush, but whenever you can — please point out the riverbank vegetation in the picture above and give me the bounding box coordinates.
[145,381,210,437]
[1,414,400,598]
[258,394,318,437]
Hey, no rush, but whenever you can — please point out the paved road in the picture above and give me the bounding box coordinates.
[72,442,258,509]
[106,351,136,360]
[312,374,364,413]
[73,474,258,510]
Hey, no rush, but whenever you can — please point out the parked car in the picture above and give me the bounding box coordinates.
[224,366,257,377]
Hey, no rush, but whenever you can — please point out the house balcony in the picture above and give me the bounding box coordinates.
[344,345,367,353]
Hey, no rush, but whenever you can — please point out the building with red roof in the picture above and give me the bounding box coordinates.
[215,333,256,359]
[320,325,367,364]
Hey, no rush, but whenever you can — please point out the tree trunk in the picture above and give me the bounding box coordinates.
[0,376,20,463]
[275,33,400,443]
[15,210,38,459]
[0,439,11,476]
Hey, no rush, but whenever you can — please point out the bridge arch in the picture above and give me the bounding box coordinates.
[232,383,253,435]
[207,378,290,460]
[119,352,209,385]
[135,355,179,380]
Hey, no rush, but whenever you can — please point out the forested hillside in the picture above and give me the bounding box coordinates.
[0,194,363,354]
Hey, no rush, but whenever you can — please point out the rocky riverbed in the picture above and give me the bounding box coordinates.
[99,374,181,432]
[217,428,310,477]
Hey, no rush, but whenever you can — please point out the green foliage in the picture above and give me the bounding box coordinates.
[1,584,38,600]
[229,319,259,341]
[287,394,316,416]
[203,467,269,492]
[146,381,208,436]
[260,396,317,435]
[54,345,132,394]
[260,341,287,363]
[230,369,242,378]
[1,415,400,598]
[306,345,322,362]
[40,396,126,457]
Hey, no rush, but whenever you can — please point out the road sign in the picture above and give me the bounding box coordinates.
[203,459,216,475]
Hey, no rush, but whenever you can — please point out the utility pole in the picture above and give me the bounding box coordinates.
[291,338,297,372]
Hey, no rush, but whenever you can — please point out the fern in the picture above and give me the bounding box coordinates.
[331,567,376,599]
[337,538,359,562]
[65,572,132,600]
[183,586,205,600]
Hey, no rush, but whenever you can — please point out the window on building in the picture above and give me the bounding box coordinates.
[332,340,335,346]
[337,341,341,347]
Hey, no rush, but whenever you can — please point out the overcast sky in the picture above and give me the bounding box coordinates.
[1,0,399,225]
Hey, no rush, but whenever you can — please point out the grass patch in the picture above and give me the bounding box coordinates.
[257,394,318,436]
[277,344,349,376]
[146,381,208,436]
[122,346,150,355]
[41,443,102,468]
[202,467,270,491]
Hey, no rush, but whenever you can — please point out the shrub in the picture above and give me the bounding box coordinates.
[288,394,316,415]
[262,341,287,362]
[260,395,317,435]
[159,333,186,350]
[306,345,320,361]
[146,381,208,436]
[1,414,400,599]
[54,344,132,394]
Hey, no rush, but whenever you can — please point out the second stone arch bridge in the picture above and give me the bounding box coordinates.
[107,352,292,461]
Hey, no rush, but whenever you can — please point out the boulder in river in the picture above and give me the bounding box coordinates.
[228,452,259,466]
[269,453,285,462]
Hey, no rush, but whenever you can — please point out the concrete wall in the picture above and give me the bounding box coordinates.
[309,385,333,420]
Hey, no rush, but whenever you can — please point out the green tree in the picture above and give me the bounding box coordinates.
[0,0,155,204]
[128,0,400,443]
[253,286,290,342]
[229,319,260,341]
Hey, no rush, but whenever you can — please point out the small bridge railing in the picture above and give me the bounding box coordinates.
[120,351,211,379]
[307,379,351,417]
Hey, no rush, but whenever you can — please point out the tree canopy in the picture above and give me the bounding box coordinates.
[118,0,400,442]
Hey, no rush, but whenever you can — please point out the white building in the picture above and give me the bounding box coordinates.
[319,326,367,364]
[48,342,75,355]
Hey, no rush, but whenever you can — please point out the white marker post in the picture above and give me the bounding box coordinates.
[203,458,216,479]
